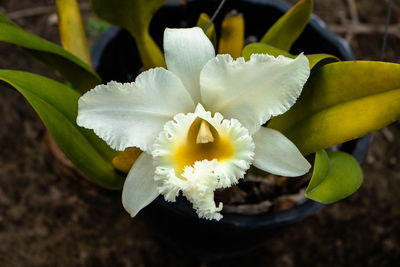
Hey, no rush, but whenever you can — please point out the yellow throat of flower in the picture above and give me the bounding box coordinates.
[173,118,234,173]
[152,105,255,220]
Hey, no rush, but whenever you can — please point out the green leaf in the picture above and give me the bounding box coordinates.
[90,0,166,69]
[261,0,313,51]
[243,42,292,59]
[196,13,217,48]
[0,12,18,26]
[242,42,338,70]
[306,150,363,204]
[268,61,400,155]
[0,70,123,190]
[0,13,101,92]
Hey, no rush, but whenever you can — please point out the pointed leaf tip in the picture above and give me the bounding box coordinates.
[261,0,314,51]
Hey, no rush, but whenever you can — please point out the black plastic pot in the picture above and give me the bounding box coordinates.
[92,0,370,260]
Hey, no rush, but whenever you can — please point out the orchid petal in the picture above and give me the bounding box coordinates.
[77,67,195,152]
[200,53,309,134]
[122,153,159,217]
[164,27,215,103]
[253,127,311,176]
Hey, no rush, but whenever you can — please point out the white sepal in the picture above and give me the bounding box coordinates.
[253,127,311,177]
[164,27,215,103]
[122,153,160,217]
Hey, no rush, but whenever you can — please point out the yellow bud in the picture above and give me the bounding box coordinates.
[112,147,142,173]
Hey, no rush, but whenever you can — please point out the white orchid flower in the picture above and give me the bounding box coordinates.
[77,27,311,220]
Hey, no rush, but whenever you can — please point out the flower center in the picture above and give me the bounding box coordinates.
[152,106,255,220]
[196,120,214,144]
[172,118,234,173]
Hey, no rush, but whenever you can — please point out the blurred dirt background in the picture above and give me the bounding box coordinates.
[1,0,400,266]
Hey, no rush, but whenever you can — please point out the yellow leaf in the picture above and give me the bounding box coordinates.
[218,10,244,59]
[290,89,400,155]
[56,0,92,66]
[269,61,400,155]
[135,32,167,69]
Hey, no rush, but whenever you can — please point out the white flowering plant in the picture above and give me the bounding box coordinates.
[1,0,400,220]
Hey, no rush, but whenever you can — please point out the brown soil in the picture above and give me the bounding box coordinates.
[1,0,400,266]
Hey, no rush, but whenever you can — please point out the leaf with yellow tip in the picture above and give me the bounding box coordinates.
[112,147,142,173]
[261,0,313,51]
[218,10,244,59]
[0,70,123,189]
[135,33,166,69]
[56,0,92,66]
[0,12,101,92]
[242,42,338,70]
[268,61,400,155]
[90,0,166,69]
[196,13,217,48]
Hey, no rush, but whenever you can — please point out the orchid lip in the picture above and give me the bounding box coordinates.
[152,104,255,220]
